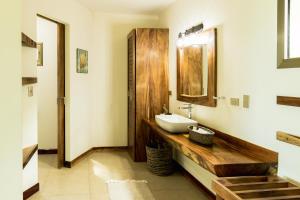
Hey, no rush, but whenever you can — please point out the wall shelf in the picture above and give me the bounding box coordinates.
[277,131,300,148]
[22,32,37,48]
[23,144,38,169]
[22,77,37,85]
[277,96,300,107]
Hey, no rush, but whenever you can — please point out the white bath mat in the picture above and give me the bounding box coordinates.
[107,180,155,200]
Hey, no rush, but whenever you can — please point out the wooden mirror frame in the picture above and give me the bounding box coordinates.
[177,28,217,107]
[277,0,300,68]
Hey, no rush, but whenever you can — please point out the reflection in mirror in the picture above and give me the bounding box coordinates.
[177,28,217,107]
[284,0,300,59]
[178,44,208,97]
[277,0,300,68]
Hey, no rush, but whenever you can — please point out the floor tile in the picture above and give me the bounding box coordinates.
[33,150,210,200]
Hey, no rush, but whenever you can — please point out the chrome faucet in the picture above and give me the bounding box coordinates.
[178,103,193,119]
[162,104,169,114]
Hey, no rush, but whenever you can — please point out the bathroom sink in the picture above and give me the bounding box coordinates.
[155,114,198,133]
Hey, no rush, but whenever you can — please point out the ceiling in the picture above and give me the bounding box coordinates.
[76,0,176,15]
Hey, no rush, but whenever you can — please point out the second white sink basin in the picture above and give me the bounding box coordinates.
[155,114,198,133]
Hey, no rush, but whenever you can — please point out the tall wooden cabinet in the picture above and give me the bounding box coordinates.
[128,28,169,162]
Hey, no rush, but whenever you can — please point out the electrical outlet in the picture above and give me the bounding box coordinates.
[168,91,172,96]
[230,98,240,106]
[243,95,250,108]
[28,86,33,97]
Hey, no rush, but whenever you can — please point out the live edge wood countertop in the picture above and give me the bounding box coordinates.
[144,120,278,177]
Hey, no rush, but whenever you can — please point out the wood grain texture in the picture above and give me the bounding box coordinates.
[57,22,65,168]
[236,188,300,199]
[23,144,38,169]
[277,131,300,147]
[23,183,39,200]
[205,124,278,164]
[22,77,37,85]
[178,46,203,96]
[22,32,37,48]
[277,96,300,107]
[216,195,224,200]
[177,28,217,107]
[227,181,290,191]
[128,28,169,161]
[250,195,300,200]
[128,30,136,161]
[213,176,300,200]
[144,120,278,177]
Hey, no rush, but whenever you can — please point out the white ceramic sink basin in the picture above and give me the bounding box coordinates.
[155,114,198,133]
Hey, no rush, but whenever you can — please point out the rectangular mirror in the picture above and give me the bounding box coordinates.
[278,0,300,68]
[177,28,217,107]
[178,45,208,97]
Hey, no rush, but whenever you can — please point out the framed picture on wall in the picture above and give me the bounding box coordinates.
[37,43,43,66]
[76,48,88,73]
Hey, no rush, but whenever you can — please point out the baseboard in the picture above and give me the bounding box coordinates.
[64,148,93,168]
[38,149,57,154]
[23,183,39,200]
[64,146,128,168]
[176,163,215,200]
[64,161,72,168]
[92,146,128,151]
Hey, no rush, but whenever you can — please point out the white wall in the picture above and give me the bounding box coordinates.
[22,0,94,162]
[37,17,58,150]
[22,2,39,192]
[0,1,23,199]
[22,85,38,191]
[160,0,300,188]
[22,0,162,164]
[90,13,160,147]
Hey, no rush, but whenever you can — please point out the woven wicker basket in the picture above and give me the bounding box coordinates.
[146,145,174,176]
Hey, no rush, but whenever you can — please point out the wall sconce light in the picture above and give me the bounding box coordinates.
[184,23,204,36]
[177,23,205,47]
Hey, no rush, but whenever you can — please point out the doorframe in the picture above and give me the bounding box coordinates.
[37,14,66,168]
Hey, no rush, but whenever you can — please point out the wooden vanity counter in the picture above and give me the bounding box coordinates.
[144,120,278,177]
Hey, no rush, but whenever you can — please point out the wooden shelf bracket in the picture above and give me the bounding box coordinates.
[21,32,37,48]
[277,131,300,147]
[277,96,300,107]
[22,77,37,86]
[23,144,38,169]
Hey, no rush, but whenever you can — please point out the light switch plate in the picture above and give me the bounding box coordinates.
[28,86,33,97]
[243,95,250,108]
[230,98,240,106]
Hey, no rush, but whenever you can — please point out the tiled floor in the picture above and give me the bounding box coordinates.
[29,149,210,200]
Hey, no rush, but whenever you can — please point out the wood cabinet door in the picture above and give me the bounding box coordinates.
[57,23,65,168]
[135,28,169,161]
[127,30,136,160]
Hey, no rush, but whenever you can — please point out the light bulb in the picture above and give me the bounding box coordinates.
[177,37,184,47]
[185,33,197,46]
[177,33,186,48]
[191,32,209,45]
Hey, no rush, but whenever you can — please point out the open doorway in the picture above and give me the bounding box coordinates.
[36,14,65,168]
